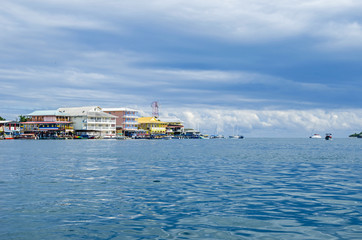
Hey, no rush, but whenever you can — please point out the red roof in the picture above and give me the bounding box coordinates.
[21,121,72,124]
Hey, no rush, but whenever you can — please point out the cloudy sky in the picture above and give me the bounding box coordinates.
[1,0,362,137]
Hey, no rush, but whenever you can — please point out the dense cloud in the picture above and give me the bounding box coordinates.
[169,108,362,137]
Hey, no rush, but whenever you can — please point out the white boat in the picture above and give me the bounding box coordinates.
[4,132,15,139]
[103,135,116,139]
[229,126,243,139]
[309,134,322,139]
[17,134,38,140]
[200,134,210,139]
[229,135,244,139]
[211,135,224,139]
[229,135,238,139]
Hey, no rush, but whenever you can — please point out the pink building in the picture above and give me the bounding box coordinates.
[102,108,139,136]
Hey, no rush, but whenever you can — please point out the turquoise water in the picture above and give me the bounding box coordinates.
[0,138,361,239]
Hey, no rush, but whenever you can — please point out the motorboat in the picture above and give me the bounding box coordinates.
[17,134,38,140]
[4,131,16,139]
[200,134,210,139]
[210,135,224,139]
[74,135,95,139]
[309,134,322,139]
[229,135,244,139]
[325,133,332,140]
[116,135,126,140]
[103,135,116,139]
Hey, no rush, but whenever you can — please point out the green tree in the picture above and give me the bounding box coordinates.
[349,132,362,137]
[18,115,30,122]
[0,116,5,121]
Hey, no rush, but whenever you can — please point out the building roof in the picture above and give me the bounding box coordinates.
[0,120,19,124]
[22,121,72,124]
[167,125,184,128]
[58,106,102,115]
[27,110,70,116]
[137,117,166,124]
[57,106,116,118]
[87,111,117,118]
[102,107,139,112]
[159,116,184,123]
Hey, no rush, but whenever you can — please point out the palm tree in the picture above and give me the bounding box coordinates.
[18,115,30,122]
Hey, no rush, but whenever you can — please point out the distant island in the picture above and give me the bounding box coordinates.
[349,132,362,138]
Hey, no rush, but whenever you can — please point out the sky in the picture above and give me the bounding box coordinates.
[1,0,362,137]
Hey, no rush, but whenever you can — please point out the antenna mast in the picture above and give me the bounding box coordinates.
[151,101,159,117]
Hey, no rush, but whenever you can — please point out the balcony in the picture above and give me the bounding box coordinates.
[87,126,116,130]
[124,127,138,131]
[123,121,138,124]
[123,115,138,118]
[87,119,116,123]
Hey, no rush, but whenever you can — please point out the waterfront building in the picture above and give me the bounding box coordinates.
[22,110,74,139]
[137,117,167,136]
[159,117,184,136]
[28,110,71,122]
[58,106,117,138]
[102,108,139,137]
[0,121,20,139]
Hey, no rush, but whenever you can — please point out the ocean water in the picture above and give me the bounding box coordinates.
[0,138,361,240]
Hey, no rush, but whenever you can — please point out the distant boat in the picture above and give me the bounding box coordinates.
[200,134,210,139]
[103,135,116,139]
[325,133,332,140]
[74,135,95,139]
[115,135,126,140]
[17,134,37,140]
[4,131,15,140]
[229,135,244,139]
[309,134,322,139]
[210,135,224,139]
[229,126,243,139]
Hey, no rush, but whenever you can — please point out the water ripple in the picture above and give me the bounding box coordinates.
[0,138,361,239]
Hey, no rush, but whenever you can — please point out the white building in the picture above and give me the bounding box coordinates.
[58,106,117,138]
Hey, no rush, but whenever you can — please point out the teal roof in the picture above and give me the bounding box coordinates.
[27,110,69,116]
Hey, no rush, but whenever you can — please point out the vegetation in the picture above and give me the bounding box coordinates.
[18,115,30,122]
[349,132,362,137]
[0,116,5,121]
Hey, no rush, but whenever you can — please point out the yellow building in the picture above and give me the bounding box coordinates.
[137,117,167,135]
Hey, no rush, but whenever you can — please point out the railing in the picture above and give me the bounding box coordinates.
[2,127,20,131]
[87,126,116,130]
[124,127,138,130]
[150,127,166,131]
[123,120,138,123]
[87,119,116,123]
